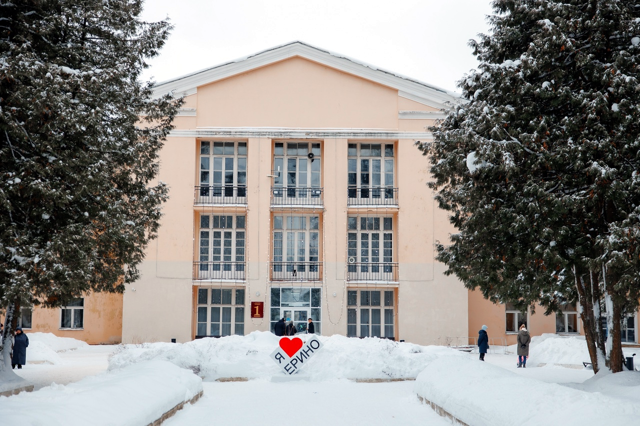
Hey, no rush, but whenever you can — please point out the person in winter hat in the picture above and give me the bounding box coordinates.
[274,317,286,336]
[478,325,489,361]
[307,317,315,334]
[517,323,531,368]
[12,327,29,369]
[285,318,296,336]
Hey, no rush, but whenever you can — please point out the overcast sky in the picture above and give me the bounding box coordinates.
[140,0,494,94]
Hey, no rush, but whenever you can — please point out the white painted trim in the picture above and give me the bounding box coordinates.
[168,127,434,140]
[177,108,197,117]
[398,110,447,120]
[152,41,460,109]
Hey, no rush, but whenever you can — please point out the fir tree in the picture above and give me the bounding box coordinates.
[0,0,180,376]
[420,0,640,373]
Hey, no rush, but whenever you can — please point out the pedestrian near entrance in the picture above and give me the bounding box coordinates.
[478,325,489,361]
[274,318,286,336]
[285,318,296,336]
[12,327,29,369]
[307,318,315,334]
[517,324,531,368]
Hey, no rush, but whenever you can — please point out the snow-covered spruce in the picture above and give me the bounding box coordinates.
[0,1,181,374]
[418,0,640,373]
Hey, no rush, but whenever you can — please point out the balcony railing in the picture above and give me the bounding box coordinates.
[347,187,398,206]
[194,261,245,281]
[195,185,247,205]
[271,187,323,207]
[346,262,398,282]
[270,261,322,281]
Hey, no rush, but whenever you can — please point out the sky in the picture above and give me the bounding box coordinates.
[140,0,495,94]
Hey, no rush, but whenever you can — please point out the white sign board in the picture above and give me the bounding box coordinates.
[270,336,323,375]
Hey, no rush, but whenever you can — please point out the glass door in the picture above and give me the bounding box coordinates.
[280,308,309,335]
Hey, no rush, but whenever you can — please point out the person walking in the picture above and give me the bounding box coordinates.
[274,317,286,336]
[478,325,489,361]
[517,324,531,368]
[12,327,29,369]
[285,318,296,336]
[307,318,315,334]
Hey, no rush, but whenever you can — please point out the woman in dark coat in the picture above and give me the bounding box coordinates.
[12,327,29,369]
[478,325,489,361]
[517,324,531,368]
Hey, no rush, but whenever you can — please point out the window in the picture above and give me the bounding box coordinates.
[198,215,246,280]
[556,304,579,334]
[270,287,321,335]
[196,288,245,337]
[61,299,84,329]
[199,141,247,200]
[272,215,320,280]
[273,142,321,199]
[348,143,395,201]
[347,289,395,339]
[17,307,32,329]
[621,314,636,343]
[347,216,394,281]
[505,303,527,333]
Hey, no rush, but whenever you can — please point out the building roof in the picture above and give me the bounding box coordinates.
[151,41,460,110]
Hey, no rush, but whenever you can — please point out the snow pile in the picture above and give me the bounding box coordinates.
[508,333,590,367]
[26,341,63,365]
[27,332,89,352]
[109,331,465,381]
[414,356,640,426]
[567,370,640,404]
[0,360,202,426]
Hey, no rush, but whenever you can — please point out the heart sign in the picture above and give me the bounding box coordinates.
[279,337,303,357]
[270,336,323,375]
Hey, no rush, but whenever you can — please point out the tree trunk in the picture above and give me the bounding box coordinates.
[608,297,624,372]
[575,267,606,373]
[1,302,16,374]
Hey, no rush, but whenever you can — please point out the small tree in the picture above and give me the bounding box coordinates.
[420,0,640,373]
[0,0,180,376]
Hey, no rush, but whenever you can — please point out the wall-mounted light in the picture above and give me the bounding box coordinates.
[333,292,337,297]
[256,291,260,297]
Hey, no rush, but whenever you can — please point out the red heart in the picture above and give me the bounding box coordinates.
[279,337,303,358]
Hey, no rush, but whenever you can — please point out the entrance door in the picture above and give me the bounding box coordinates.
[281,308,309,334]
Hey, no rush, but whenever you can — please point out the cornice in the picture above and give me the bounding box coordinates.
[152,41,460,109]
[168,127,433,140]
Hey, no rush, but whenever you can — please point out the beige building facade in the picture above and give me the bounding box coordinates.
[121,42,468,345]
[9,43,637,348]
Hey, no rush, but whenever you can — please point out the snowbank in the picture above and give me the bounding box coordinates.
[507,333,589,366]
[109,331,466,381]
[26,332,89,352]
[26,341,62,364]
[414,356,640,426]
[567,369,640,404]
[0,360,202,426]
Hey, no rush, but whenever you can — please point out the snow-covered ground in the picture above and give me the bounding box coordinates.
[12,333,116,390]
[2,332,640,425]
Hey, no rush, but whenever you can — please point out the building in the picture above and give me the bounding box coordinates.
[120,41,467,345]
[8,42,637,348]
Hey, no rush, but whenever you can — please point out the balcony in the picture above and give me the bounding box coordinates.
[347,187,398,207]
[346,262,398,282]
[271,187,323,208]
[194,185,247,206]
[194,261,245,281]
[270,261,323,282]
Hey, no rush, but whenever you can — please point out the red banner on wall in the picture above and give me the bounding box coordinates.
[251,301,264,318]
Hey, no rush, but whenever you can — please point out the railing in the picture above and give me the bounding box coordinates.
[193,261,245,281]
[271,187,323,207]
[194,185,247,205]
[346,262,398,282]
[347,187,398,206]
[270,261,322,281]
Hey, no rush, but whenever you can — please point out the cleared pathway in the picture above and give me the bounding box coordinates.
[165,379,450,426]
